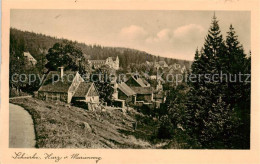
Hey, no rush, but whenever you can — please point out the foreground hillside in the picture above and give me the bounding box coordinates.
[10,98,169,148]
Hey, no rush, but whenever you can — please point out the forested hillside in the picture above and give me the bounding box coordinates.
[10,28,192,69]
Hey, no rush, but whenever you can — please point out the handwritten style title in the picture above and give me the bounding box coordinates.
[12,152,102,163]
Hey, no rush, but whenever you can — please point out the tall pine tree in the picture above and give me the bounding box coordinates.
[187,14,240,148]
[223,25,250,148]
[224,24,248,104]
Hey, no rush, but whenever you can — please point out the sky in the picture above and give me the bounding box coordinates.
[10,10,250,61]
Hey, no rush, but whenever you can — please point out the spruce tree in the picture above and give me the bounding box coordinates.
[224,25,250,148]
[224,25,248,105]
[202,13,226,74]
[190,48,201,74]
[187,14,239,148]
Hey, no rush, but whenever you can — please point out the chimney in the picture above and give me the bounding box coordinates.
[58,67,64,78]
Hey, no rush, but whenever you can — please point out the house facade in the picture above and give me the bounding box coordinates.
[23,52,37,65]
[87,56,119,70]
[146,60,168,69]
[73,82,99,103]
[125,74,154,104]
[38,68,84,103]
[117,82,136,104]
[131,87,154,103]
[112,75,166,108]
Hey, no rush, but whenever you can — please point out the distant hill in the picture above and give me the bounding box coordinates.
[10,28,192,69]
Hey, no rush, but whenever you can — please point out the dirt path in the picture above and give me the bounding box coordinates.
[9,103,36,148]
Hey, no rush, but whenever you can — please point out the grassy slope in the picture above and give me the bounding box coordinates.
[10,98,161,148]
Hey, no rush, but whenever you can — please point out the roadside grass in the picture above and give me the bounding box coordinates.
[10,97,163,148]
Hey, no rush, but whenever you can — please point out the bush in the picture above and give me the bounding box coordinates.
[157,116,174,139]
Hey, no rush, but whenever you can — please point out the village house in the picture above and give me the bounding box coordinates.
[72,82,99,104]
[167,63,187,74]
[23,52,37,65]
[124,74,155,104]
[125,75,150,88]
[110,82,136,108]
[116,82,136,104]
[146,60,168,69]
[112,75,166,108]
[38,67,84,103]
[87,56,119,70]
[131,87,154,103]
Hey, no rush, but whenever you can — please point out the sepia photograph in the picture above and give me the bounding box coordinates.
[8,9,251,149]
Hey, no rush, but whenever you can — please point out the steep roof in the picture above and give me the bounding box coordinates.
[142,78,150,86]
[38,71,77,93]
[23,52,36,61]
[74,82,93,97]
[130,75,150,87]
[135,78,146,87]
[131,87,154,94]
[118,82,136,96]
[89,60,106,64]
[107,56,117,61]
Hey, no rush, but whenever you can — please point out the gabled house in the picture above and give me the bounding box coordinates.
[23,52,37,65]
[73,82,99,103]
[124,74,155,104]
[117,82,136,104]
[38,67,84,103]
[125,75,150,88]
